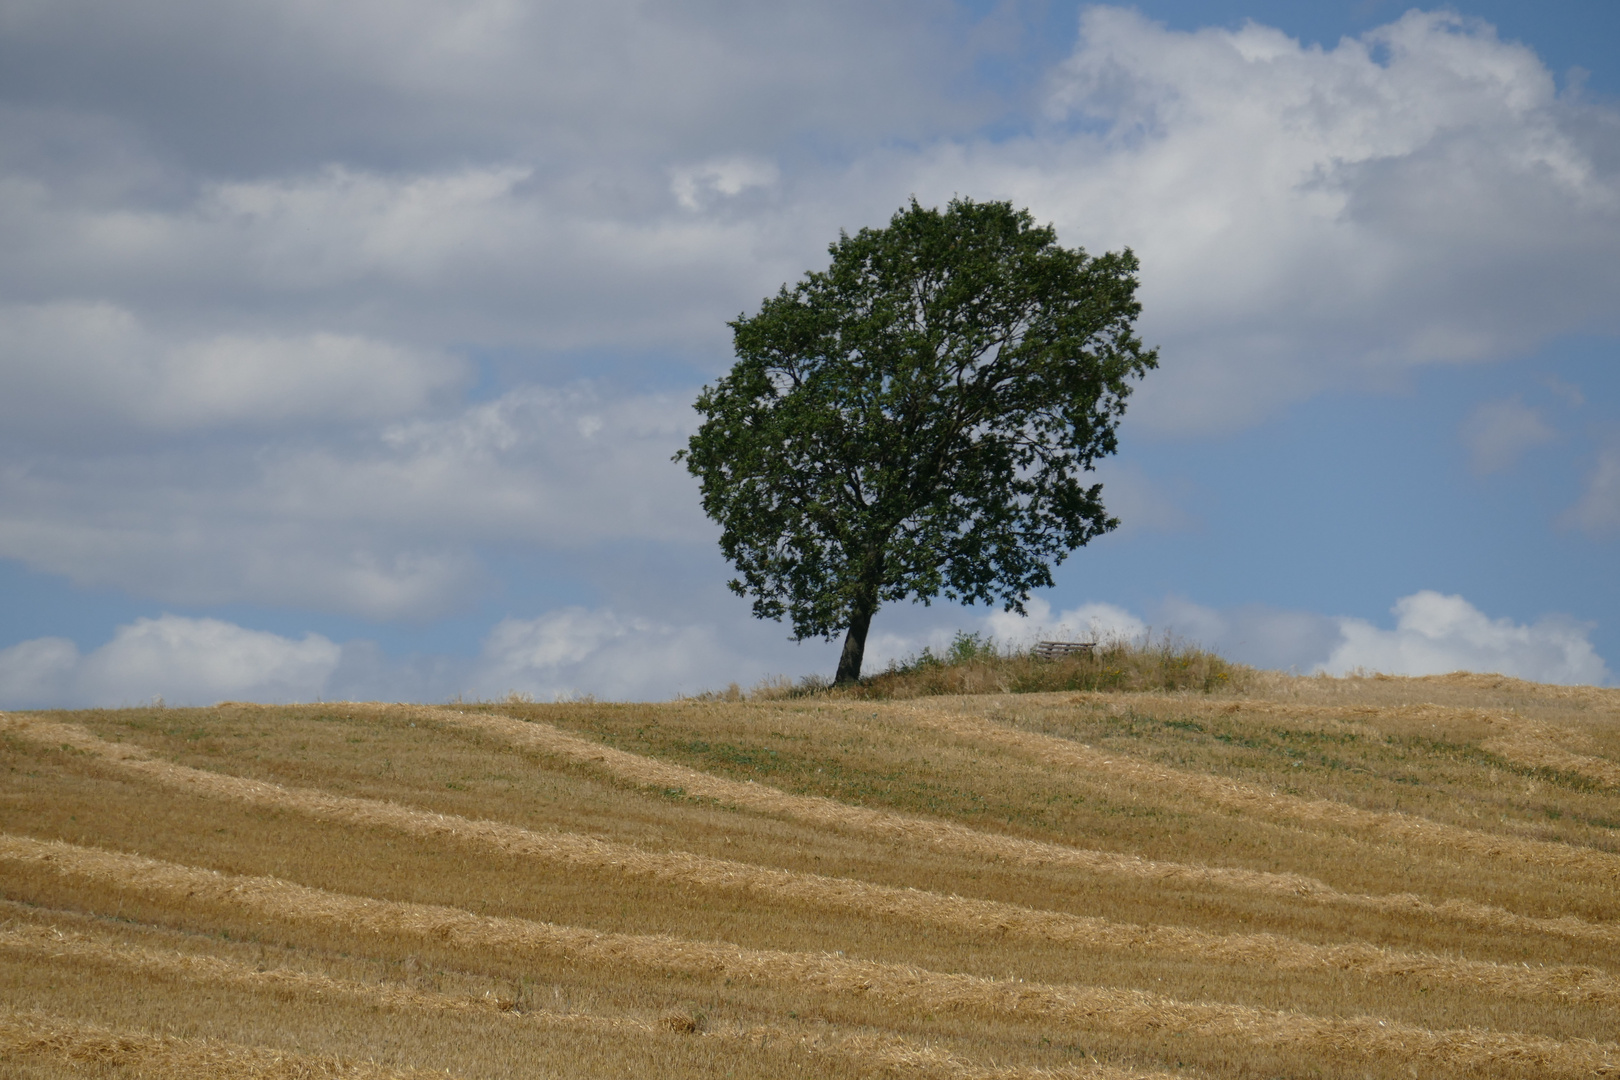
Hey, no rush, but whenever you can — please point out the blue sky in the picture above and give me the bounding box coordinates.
[1,1,1617,704]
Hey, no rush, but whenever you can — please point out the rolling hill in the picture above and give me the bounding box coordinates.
[2,672,1617,1078]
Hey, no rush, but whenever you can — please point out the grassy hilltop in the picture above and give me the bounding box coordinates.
[1,656,1618,1079]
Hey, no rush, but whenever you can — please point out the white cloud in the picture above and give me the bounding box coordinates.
[0,385,704,619]
[0,5,1616,663]
[5,8,1615,433]
[278,385,707,545]
[888,9,1620,431]
[0,602,834,708]
[0,302,461,437]
[1562,446,1620,536]
[0,615,341,708]
[856,625,961,675]
[671,156,780,211]
[0,487,485,622]
[2,590,1605,710]
[986,595,1343,674]
[469,607,738,701]
[0,164,814,356]
[1321,590,1609,685]
[976,592,1611,685]
[1460,396,1556,474]
[0,637,79,705]
[985,596,1149,647]
[1153,595,1352,673]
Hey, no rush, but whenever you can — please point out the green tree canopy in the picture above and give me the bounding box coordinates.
[678,197,1157,684]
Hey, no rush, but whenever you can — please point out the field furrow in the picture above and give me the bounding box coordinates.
[3,834,1615,1079]
[6,714,1615,1008]
[1479,719,1620,789]
[411,706,1620,948]
[898,704,1620,879]
[3,679,1615,1078]
[0,921,1166,1080]
[0,1008,446,1079]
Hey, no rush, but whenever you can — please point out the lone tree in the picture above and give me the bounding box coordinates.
[678,197,1157,684]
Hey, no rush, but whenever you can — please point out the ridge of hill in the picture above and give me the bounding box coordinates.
[1,672,1617,1078]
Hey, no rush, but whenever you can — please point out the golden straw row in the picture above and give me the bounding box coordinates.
[7,714,1614,1005]
[0,1008,449,1080]
[892,704,1620,879]
[1478,718,1620,790]
[1055,694,1620,797]
[392,707,1620,947]
[3,834,1614,1079]
[0,921,1165,1080]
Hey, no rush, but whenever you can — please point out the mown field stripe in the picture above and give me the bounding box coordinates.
[1478,718,1620,790]
[895,705,1620,881]
[8,714,1615,1005]
[1092,696,1620,790]
[407,707,1620,949]
[0,920,1167,1080]
[0,1007,448,1079]
[3,834,1613,1079]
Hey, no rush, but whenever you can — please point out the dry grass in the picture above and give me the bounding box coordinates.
[5,834,1614,1078]
[0,1008,444,1079]
[5,715,1610,1008]
[2,670,1618,1078]
[841,635,1252,699]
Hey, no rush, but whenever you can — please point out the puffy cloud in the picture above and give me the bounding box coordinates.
[0,602,829,708]
[891,9,1620,431]
[671,156,780,212]
[269,385,707,545]
[985,596,1149,647]
[0,615,341,708]
[0,385,703,619]
[1459,397,1556,474]
[981,592,1611,685]
[469,607,741,701]
[1321,590,1609,685]
[0,302,462,439]
[5,8,1616,431]
[0,479,485,622]
[0,637,79,706]
[1,589,1606,710]
[0,164,810,357]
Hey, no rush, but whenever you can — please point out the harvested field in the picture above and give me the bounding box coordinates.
[2,673,1617,1077]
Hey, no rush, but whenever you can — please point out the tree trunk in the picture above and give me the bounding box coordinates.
[834,601,876,685]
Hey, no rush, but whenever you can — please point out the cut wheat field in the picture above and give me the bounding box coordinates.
[2,671,1618,1078]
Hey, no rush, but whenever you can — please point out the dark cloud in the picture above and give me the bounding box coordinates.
[0,0,989,175]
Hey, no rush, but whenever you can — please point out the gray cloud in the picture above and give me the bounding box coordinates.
[0,0,982,176]
[0,385,706,618]
[1460,396,1556,474]
[0,302,463,443]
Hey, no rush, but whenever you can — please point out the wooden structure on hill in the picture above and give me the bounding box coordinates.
[1032,640,1098,660]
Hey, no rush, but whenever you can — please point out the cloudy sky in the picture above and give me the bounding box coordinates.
[1,0,1617,706]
